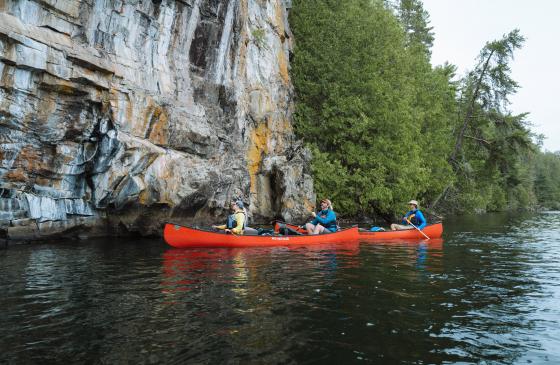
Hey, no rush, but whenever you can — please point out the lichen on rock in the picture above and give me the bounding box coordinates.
[0,0,314,241]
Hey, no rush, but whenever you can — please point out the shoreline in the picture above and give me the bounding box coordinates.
[3,209,555,246]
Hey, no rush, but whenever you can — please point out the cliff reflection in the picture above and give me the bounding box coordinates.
[2,213,558,364]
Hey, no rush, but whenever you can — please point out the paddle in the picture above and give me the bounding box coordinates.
[406,218,430,240]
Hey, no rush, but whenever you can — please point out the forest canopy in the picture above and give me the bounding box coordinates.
[290,0,560,219]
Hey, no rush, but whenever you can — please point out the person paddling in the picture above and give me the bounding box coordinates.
[390,200,427,231]
[212,200,246,235]
[305,199,338,235]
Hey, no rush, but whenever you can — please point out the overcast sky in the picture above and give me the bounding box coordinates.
[423,0,560,152]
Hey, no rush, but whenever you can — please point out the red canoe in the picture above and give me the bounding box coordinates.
[359,223,443,240]
[274,222,443,240]
[163,223,359,248]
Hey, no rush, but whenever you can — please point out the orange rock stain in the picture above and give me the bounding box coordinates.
[277,49,289,85]
[274,0,286,41]
[147,105,169,146]
[4,169,27,182]
[247,121,271,194]
[303,197,315,212]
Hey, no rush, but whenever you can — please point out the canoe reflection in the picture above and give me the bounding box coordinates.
[415,239,444,271]
[161,241,361,296]
[358,238,445,275]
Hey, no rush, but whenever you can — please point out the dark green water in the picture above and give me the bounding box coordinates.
[1,212,559,364]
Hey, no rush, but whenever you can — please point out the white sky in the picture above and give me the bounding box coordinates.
[423,0,560,152]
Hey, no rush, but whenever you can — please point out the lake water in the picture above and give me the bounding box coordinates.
[1,212,559,364]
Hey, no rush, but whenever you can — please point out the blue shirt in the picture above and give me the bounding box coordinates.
[402,209,427,230]
[311,209,337,231]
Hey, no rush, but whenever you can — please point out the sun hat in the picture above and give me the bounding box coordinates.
[235,200,244,209]
[408,200,419,207]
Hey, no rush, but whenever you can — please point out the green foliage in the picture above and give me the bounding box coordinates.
[395,0,434,55]
[446,29,537,213]
[252,28,267,49]
[534,151,560,209]
[291,0,444,218]
[451,29,527,165]
[291,0,554,218]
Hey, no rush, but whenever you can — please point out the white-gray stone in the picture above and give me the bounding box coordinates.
[0,0,315,240]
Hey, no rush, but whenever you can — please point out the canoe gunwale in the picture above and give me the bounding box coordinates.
[275,222,443,240]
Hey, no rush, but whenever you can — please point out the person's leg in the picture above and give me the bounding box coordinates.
[305,223,316,234]
[244,227,258,235]
[391,224,414,231]
[313,224,326,235]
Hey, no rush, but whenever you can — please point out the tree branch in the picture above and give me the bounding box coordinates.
[464,135,491,145]
[450,49,495,164]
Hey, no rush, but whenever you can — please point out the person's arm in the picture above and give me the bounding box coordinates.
[213,224,227,230]
[309,213,319,226]
[314,210,336,226]
[231,212,245,234]
[416,211,427,230]
[402,211,412,225]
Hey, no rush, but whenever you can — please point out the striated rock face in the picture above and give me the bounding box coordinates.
[0,0,315,241]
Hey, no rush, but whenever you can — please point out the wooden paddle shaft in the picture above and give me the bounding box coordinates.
[407,219,430,240]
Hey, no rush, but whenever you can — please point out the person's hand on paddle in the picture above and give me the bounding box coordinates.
[311,211,317,218]
[405,214,415,224]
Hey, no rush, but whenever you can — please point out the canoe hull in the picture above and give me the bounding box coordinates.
[359,223,443,240]
[163,224,359,248]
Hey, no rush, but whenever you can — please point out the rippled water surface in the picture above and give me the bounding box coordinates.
[1,212,559,364]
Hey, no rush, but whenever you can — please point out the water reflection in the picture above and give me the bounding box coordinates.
[159,242,362,363]
[161,241,362,297]
[1,214,559,363]
[415,239,444,272]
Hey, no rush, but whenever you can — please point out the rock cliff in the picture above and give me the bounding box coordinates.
[0,0,315,241]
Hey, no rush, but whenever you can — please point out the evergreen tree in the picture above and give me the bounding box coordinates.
[291,0,454,218]
[534,151,560,209]
[291,1,547,218]
[437,30,536,213]
[396,0,434,55]
[450,30,526,166]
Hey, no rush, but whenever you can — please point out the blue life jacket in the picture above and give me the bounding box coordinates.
[402,209,427,230]
[310,209,338,232]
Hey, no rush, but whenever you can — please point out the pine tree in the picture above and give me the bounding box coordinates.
[396,0,434,55]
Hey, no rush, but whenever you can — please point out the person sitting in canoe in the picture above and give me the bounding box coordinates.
[212,200,246,235]
[305,198,338,235]
[390,200,427,231]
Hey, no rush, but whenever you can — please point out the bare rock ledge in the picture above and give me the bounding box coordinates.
[0,0,315,242]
